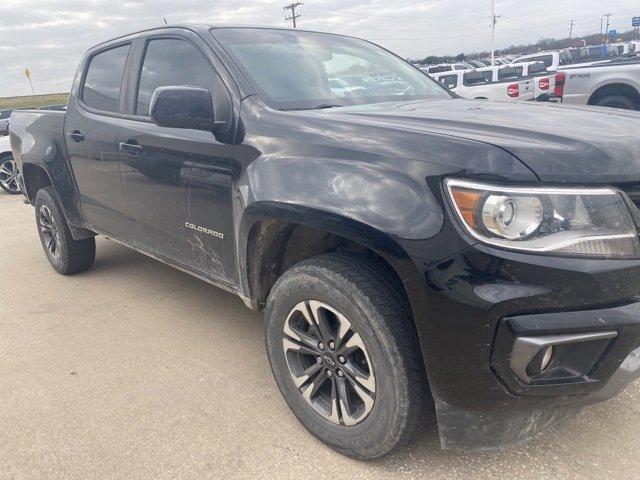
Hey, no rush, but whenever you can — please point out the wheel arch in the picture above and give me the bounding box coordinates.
[238,201,418,311]
[21,162,53,204]
[21,161,94,240]
[587,82,640,107]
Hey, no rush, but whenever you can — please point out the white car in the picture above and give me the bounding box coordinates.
[0,110,10,135]
[432,67,535,102]
[512,51,573,72]
[328,78,368,98]
[0,134,20,194]
[425,63,472,74]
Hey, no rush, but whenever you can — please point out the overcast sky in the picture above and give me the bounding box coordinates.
[1,0,638,97]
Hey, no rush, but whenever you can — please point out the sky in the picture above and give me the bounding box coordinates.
[0,0,639,97]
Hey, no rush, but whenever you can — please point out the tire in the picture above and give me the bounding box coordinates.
[0,154,21,194]
[34,187,95,275]
[595,94,637,110]
[265,253,429,459]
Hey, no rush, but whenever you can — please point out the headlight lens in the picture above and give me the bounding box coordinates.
[445,178,640,257]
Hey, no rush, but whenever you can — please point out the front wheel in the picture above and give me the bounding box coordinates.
[34,187,96,275]
[265,253,429,459]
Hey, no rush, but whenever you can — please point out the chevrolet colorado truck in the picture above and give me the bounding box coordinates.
[9,25,640,459]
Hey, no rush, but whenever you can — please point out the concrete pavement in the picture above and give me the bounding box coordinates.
[1,192,640,479]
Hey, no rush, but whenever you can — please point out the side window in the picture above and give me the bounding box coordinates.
[439,75,458,89]
[136,38,216,116]
[82,44,130,112]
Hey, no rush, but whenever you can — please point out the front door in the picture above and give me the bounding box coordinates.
[117,35,237,284]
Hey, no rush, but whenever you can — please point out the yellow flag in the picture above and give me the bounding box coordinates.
[24,68,31,80]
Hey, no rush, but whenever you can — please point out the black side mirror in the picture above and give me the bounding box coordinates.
[150,86,223,131]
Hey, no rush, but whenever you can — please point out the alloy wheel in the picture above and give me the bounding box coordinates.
[282,300,376,426]
[38,205,61,259]
[0,157,20,193]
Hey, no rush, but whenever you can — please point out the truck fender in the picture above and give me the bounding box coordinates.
[11,112,90,239]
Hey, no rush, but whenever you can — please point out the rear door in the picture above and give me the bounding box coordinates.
[64,42,132,238]
[116,31,238,284]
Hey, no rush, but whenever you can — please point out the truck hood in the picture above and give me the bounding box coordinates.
[310,99,640,184]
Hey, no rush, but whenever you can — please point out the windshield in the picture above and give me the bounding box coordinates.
[212,27,451,110]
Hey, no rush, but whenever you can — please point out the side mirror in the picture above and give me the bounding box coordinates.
[149,86,222,131]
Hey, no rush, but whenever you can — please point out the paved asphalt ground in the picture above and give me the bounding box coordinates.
[2,192,640,479]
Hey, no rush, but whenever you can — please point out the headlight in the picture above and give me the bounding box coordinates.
[445,178,640,257]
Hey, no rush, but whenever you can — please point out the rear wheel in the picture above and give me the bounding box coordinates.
[595,94,637,110]
[265,253,429,459]
[0,155,20,194]
[35,187,95,275]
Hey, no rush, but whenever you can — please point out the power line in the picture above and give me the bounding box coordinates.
[284,2,303,29]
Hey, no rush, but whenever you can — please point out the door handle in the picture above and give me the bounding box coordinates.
[67,130,84,142]
[118,142,143,156]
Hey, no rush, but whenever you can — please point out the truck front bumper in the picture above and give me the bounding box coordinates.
[413,244,640,450]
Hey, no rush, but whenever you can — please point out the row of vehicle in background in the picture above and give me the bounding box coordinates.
[419,40,640,77]
[431,65,536,101]
[420,56,518,74]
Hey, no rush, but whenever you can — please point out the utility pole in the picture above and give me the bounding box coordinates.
[603,13,613,43]
[490,0,500,66]
[568,19,575,39]
[284,2,303,29]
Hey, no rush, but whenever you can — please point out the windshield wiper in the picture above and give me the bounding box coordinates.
[284,104,345,111]
[311,104,344,109]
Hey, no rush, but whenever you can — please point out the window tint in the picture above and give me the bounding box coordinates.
[136,38,216,116]
[464,71,489,86]
[439,74,458,89]
[82,44,130,112]
[537,56,552,67]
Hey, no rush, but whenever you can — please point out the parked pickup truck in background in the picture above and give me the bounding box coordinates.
[552,59,640,109]
[432,66,534,101]
[9,25,640,459]
[509,61,555,101]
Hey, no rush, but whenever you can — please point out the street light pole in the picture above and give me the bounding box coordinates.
[490,0,496,66]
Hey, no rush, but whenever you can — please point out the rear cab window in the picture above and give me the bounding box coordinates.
[438,74,458,89]
[463,71,490,86]
[559,52,572,65]
[81,44,130,112]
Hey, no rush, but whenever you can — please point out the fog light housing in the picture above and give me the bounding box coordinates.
[510,331,617,383]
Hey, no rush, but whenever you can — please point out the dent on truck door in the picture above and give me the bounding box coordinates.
[117,37,237,284]
[64,43,131,238]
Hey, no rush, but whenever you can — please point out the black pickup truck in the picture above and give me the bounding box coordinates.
[9,25,640,458]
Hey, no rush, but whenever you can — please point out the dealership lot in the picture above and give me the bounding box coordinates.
[2,191,640,479]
